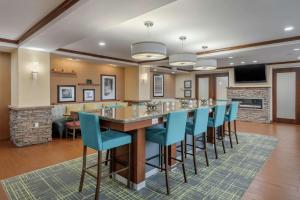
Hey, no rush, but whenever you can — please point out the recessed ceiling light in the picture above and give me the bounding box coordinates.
[298,56,300,60]
[228,56,233,59]
[230,62,234,65]
[284,26,294,32]
[252,60,258,63]
[293,48,300,51]
[241,61,245,64]
[98,42,106,46]
[171,71,175,74]
[153,68,157,71]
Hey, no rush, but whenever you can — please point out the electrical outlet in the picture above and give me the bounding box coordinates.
[34,122,39,128]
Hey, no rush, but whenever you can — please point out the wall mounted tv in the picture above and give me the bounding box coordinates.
[234,64,266,83]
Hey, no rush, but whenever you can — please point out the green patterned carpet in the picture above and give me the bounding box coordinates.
[1,133,277,200]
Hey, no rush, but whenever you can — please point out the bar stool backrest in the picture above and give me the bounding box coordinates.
[193,107,209,135]
[79,112,102,150]
[228,101,239,121]
[213,104,226,127]
[165,111,188,146]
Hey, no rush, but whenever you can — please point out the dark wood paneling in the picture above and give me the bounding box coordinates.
[0,38,17,44]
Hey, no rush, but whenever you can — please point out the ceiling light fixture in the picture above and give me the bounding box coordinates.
[284,26,294,32]
[230,62,234,65]
[98,42,106,46]
[153,68,157,71]
[252,60,258,63]
[131,21,167,61]
[241,61,245,64]
[298,56,300,60]
[228,56,233,59]
[293,48,300,51]
[169,36,197,66]
[193,59,217,70]
[171,71,175,74]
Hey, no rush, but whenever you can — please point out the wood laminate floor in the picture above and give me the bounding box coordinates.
[0,121,299,200]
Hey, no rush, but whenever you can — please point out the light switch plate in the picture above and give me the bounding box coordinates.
[151,118,158,125]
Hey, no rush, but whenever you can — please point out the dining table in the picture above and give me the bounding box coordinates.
[86,100,229,190]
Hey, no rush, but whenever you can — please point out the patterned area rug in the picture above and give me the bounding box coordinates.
[1,133,277,200]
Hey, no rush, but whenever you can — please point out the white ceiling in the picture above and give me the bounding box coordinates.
[0,0,64,40]
[1,0,300,67]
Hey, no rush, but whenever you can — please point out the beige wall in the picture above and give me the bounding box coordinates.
[124,66,139,101]
[150,73,175,98]
[11,48,50,107]
[0,52,11,140]
[175,73,196,98]
[50,56,125,104]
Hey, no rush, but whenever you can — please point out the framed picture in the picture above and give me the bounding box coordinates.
[101,75,116,100]
[57,85,76,103]
[184,90,192,98]
[184,80,192,88]
[153,74,164,97]
[83,89,95,102]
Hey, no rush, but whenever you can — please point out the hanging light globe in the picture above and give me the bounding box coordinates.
[131,21,167,61]
[169,36,197,67]
[193,59,217,70]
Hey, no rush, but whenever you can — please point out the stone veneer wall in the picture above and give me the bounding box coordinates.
[9,106,52,147]
[227,87,271,123]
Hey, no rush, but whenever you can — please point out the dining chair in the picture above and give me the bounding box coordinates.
[224,101,239,148]
[208,104,227,159]
[78,112,132,200]
[145,110,188,195]
[65,111,80,140]
[184,107,209,174]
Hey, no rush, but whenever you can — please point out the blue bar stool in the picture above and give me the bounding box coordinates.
[208,104,227,159]
[184,107,210,174]
[224,101,239,148]
[78,112,132,200]
[145,111,188,195]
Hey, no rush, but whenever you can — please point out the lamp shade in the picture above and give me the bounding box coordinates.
[131,42,167,61]
[169,53,197,66]
[193,59,217,70]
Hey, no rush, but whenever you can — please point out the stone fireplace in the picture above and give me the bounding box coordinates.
[227,87,271,123]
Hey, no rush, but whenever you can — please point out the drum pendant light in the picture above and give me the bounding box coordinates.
[169,36,197,67]
[131,21,167,61]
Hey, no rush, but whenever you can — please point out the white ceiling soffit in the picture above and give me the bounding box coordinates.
[21,0,176,51]
[0,0,64,40]
[63,0,300,61]
[215,41,300,67]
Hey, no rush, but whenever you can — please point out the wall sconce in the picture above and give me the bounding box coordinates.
[141,73,148,83]
[32,61,39,80]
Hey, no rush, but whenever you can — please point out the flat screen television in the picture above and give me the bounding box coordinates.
[234,64,266,83]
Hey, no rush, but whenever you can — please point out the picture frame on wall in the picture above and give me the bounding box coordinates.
[153,74,164,97]
[101,75,116,100]
[184,90,192,98]
[83,89,95,102]
[184,80,192,88]
[57,85,76,103]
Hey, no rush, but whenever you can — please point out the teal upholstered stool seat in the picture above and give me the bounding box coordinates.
[224,101,239,147]
[183,107,209,174]
[78,112,132,200]
[145,111,188,195]
[207,104,227,159]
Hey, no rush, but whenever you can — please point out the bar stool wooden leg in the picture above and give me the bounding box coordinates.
[213,127,218,159]
[228,121,233,148]
[105,150,110,166]
[95,151,102,200]
[221,125,226,154]
[181,141,187,182]
[234,120,239,144]
[192,136,197,174]
[79,146,87,192]
[164,146,170,195]
[127,144,131,188]
[203,133,209,167]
